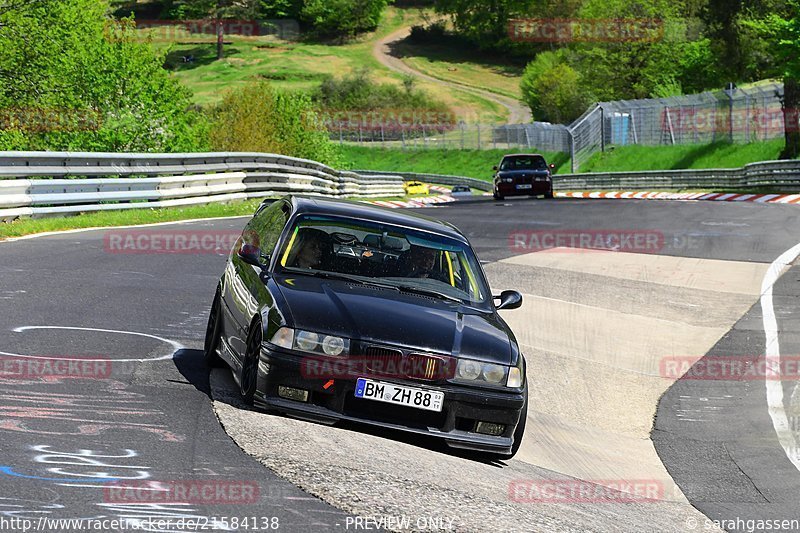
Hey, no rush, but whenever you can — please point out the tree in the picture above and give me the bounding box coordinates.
[0,0,208,152]
[300,0,389,41]
[520,52,590,123]
[745,1,800,158]
[166,0,262,59]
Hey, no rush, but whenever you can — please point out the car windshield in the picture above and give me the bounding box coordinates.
[500,156,547,171]
[277,214,490,306]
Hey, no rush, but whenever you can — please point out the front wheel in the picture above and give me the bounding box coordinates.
[203,290,224,368]
[493,189,504,201]
[239,322,262,405]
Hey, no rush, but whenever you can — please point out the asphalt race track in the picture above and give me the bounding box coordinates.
[2,197,800,532]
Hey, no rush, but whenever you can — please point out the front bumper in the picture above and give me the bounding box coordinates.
[254,347,526,454]
[496,181,552,196]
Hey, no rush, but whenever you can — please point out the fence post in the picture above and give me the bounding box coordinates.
[569,129,576,173]
[600,106,605,152]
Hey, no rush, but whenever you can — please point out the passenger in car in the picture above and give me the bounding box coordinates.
[290,228,332,270]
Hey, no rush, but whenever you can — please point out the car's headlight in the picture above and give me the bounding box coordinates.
[321,335,345,356]
[296,330,319,351]
[457,360,482,380]
[267,327,349,357]
[455,359,512,387]
[482,364,506,383]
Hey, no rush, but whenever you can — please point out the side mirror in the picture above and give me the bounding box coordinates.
[238,243,269,269]
[493,165,498,171]
[494,290,523,310]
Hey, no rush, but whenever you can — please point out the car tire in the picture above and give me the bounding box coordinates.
[493,189,504,201]
[203,289,224,368]
[544,191,554,199]
[239,321,262,405]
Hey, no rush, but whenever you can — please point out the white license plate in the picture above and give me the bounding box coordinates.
[354,378,444,412]
[516,184,533,189]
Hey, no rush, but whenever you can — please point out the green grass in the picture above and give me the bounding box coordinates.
[579,139,787,173]
[341,146,570,181]
[393,38,524,100]
[0,200,264,240]
[341,140,794,180]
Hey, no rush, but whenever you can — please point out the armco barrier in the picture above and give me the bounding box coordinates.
[354,159,800,193]
[0,152,403,221]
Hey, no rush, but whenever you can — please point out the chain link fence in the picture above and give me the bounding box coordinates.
[333,83,793,172]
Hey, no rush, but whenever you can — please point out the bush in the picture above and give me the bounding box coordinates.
[300,0,389,41]
[312,69,456,139]
[407,21,448,44]
[210,82,341,167]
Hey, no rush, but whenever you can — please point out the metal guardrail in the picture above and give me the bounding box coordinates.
[352,170,493,192]
[0,152,404,221]
[355,160,800,193]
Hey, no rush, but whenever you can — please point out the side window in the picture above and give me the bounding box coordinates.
[243,201,289,257]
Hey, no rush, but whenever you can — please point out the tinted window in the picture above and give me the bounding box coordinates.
[500,156,547,170]
[243,201,289,256]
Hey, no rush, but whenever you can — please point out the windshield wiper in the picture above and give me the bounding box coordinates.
[394,284,463,304]
[303,270,400,291]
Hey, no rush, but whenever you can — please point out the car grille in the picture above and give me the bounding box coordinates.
[362,346,454,381]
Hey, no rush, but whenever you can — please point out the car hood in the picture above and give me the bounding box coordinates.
[274,274,513,364]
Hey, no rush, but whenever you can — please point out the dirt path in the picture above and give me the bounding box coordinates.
[372,26,532,125]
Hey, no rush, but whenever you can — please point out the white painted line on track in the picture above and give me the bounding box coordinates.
[761,242,800,472]
[4,326,182,362]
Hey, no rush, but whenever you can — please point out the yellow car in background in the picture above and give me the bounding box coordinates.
[403,181,430,195]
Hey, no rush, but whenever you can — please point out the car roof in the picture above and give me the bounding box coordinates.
[283,195,468,243]
[501,153,546,158]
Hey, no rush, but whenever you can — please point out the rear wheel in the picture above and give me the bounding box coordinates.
[239,322,262,405]
[544,191,554,199]
[203,290,224,368]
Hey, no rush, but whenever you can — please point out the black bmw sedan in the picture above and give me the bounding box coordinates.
[204,195,528,458]
[492,153,555,200]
